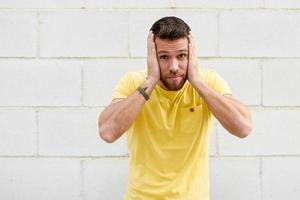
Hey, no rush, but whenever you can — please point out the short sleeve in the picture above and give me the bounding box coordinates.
[211,70,232,95]
[111,72,136,100]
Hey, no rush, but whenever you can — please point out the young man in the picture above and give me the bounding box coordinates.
[99,16,252,200]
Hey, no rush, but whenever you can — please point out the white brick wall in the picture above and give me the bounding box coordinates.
[0,0,83,8]
[0,14,37,57]
[201,59,261,105]
[0,60,81,106]
[262,59,300,106]
[83,59,145,106]
[210,158,260,200]
[218,109,300,156]
[220,10,300,57]
[0,1,299,200]
[0,110,36,155]
[265,0,300,8]
[38,109,127,156]
[85,0,173,8]
[0,158,81,200]
[83,158,129,200]
[40,12,128,57]
[176,0,262,8]
[262,158,300,200]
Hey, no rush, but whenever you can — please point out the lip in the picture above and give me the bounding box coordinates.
[168,76,182,80]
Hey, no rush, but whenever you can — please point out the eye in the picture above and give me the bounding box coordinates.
[178,54,187,59]
[159,55,169,60]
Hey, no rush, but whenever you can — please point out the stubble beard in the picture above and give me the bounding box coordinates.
[160,74,187,91]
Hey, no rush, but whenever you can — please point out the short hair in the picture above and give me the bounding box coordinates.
[150,16,191,40]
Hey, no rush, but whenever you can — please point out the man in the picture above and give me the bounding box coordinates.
[98,16,252,200]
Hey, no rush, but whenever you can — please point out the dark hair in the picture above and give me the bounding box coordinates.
[150,16,191,40]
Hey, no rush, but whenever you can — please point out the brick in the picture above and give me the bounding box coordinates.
[83,158,129,200]
[86,0,172,8]
[83,59,145,106]
[176,0,261,8]
[266,0,300,8]
[262,158,300,200]
[0,60,81,106]
[201,59,261,105]
[0,158,80,200]
[129,11,218,57]
[218,109,300,156]
[0,0,83,8]
[40,12,128,57]
[220,10,300,57]
[0,13,36,57]
[262,59,300,106]
[38,109,128,156]
[210,158,260,200]
[0,110,36,155]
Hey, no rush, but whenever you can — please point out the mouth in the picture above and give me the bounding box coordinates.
[168,76,182,81]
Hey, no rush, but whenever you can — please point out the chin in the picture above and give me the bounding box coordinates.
[165,78,186,91]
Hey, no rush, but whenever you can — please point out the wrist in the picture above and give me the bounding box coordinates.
[188,74,201,86]
[137,86,150,101]
[146,76,158,88]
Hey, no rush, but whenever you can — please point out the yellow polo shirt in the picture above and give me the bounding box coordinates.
[112,68,231,200]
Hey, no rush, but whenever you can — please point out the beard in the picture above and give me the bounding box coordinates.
[160,73,187,91]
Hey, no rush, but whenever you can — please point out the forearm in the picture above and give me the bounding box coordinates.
[99,79,154,143]
[192,80,252,138]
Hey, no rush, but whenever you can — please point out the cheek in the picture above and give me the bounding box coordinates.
[179,60,188,71]
[158,60,168,73]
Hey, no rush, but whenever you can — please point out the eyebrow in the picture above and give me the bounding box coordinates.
[157,49,188,54]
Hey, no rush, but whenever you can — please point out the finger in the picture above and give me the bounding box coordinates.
[147,31,152,41]
[147,32,154,56]
[188,31,192,43]
[189,34,198,57]
[148,31,156,44]
[188,33,194,45]
[188,35,193,59]
[188,42,193,61]
[150,34,157,55]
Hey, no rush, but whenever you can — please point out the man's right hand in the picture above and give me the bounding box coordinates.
[147,31,160,87]
[99,33,160,143]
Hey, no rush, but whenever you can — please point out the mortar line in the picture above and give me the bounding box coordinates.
[0,155,130,160]
[1,105,300,110]
[209,155,300,158]
[1,8,300,11]
[2,56,300,60]
[0,155,299,159]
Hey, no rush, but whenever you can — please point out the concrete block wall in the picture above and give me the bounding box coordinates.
[0,1,299,199]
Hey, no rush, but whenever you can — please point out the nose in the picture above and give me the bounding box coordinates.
[169,58,179,73]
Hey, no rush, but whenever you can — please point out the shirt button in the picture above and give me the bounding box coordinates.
[190,108,194,112]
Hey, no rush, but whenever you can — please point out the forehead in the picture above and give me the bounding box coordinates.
[155,37,188,53]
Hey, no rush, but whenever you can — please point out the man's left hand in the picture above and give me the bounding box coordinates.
[187,32,201,85]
